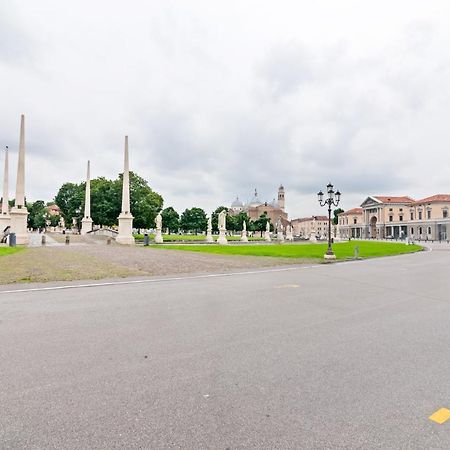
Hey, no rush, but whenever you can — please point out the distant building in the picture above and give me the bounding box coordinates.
[291,215,330,238]
[338,194,450,240]
[229,185,289,226]
[46,203,61,216]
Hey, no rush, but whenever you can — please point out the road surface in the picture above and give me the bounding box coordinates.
[1,245,450,448]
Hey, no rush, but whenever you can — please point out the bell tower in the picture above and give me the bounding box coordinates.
[278,184,285,210]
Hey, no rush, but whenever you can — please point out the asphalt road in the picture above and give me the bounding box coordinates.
[1,245,450,449]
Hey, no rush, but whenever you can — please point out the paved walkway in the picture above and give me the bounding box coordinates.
[28,232,62,247]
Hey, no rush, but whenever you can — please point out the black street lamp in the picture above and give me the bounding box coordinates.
[317,183,341,260]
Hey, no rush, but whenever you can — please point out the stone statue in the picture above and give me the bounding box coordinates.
[241,220,248,243]
[266,221,270,233]
[217,210,228,244]
[265,220,271,242]
[155,211,162,230]
[206,216,213,243]
[154,211,163,244]
[218,210,226,231]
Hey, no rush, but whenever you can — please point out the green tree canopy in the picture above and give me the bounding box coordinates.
[54,182,84,227]
[333,208,344,225]
[161,207,180,233]
[27,200,47,229]
[54,172,162,228]
[180,207,207,234]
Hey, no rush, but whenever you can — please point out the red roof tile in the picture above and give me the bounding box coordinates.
[340,208,363,216]
[373,196,415,204]
[413,194,450,204]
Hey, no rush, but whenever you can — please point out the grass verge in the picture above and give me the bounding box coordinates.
[151,241,423,260]
[0,247,25,257]
[133,233,265,242]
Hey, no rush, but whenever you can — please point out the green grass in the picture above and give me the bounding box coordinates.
[0,246,24,257]
[133,233,265,242]
[150,241,423,260]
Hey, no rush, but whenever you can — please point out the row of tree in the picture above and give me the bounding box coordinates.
[54,172,163,229]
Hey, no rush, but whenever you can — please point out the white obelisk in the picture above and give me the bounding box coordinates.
[10,115,29,245]
[116,136,135,245]
[81,160,93,235]
[0,146,11,233]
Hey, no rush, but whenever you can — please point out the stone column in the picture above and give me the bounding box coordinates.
[10,115,29,245]
[81,160,93,235]
[0,147,11,233]
[116,136,135,245]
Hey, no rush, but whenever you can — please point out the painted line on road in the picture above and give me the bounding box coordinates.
[0,265,323,295]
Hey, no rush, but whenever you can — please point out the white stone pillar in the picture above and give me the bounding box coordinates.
[116,136,135,245]
[0,147,11,233]
[81,160,93,235]
[10,115,29,245]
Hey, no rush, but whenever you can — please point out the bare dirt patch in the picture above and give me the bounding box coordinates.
[0,242,306,285]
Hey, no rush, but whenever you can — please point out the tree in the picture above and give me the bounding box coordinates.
[180,207,208,234]
[48,214,61,227]
[333,208,344,225]
[126,172,163,230]
[251,213,271,236]
[161,207,179,233]
[27,200,47,229]
[54,182,84,227]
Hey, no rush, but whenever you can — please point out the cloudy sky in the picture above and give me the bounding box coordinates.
[2,1,450,217]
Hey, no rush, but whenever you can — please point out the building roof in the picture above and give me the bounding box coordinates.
[231,196,244,208]
[413,194,450,204]
[339,207,363,216]
[292,215,329,222]
[248,189,262,207]
[373,196,415,204]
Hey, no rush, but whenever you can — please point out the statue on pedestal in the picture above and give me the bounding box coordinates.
[217,209,228,244]
[264,220,271,242]
[241,220,248,243]
[206,216,214,243]
[154,211,163,244]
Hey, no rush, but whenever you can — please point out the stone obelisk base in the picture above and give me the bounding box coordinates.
[217,230,228,245]
[240,231,248,242]
[206,231,214,243]
[264,231,271,242]
[154,228,163,244]
[277,234,285,243]
[10,207,29,245]
[0,214,11,234]
[81,217,93,235]
[116,213,135,245]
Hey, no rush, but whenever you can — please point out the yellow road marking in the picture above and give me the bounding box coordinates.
[429,408,450,424]
[274,284,300,289]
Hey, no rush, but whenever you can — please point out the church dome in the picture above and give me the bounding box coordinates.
[231,196,244,208]
[248,189,262,207]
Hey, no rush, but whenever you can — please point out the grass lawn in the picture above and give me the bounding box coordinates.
[0,247,24,257]
[151,241,423,260]
[133,233,265,242]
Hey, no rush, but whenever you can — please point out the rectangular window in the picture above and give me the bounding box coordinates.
[428,227,432,235]
[399,216,403,221]
[410,212,414,220]
[353,218,357,224]
[389,215,393,222]
[444,210,448,218]
[419,211,422,220]
[427,210,431,219]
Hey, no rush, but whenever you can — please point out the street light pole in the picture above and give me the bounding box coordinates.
[317,183,341,260]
